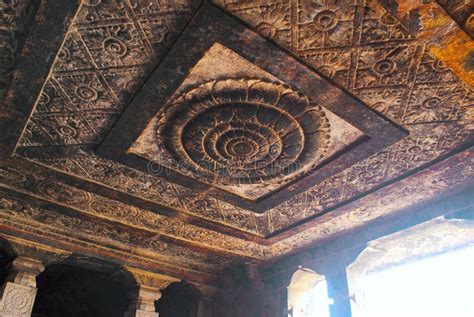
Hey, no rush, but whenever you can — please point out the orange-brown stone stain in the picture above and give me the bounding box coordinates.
[431,31,474,87]
[391,2,474,87]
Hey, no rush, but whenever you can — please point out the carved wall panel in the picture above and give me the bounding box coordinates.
[28,152,268,236]
[0,282,36,317]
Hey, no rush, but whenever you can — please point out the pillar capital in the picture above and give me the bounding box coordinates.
[124,267,179,317]
[6,256,45,288]
[125,267,179,290]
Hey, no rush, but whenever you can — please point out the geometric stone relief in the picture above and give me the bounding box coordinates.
[129,43,364,201]
[214,0,473,127]
[0,282,36,317]
[213,0,474,227]
[0,195,236,282]
[267,122,473,233]
[17,0,199,147]
[94,2,405,214]
[269,147,474,256]
[0,163,265,259]
[2,0,473,270]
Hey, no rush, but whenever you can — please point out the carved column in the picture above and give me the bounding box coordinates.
[0,257,45,317]
[124,267,179,317]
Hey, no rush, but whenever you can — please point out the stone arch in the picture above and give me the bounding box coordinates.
[32,255,135,317]
[287,267,329,317]
[0,237,15,285]
[156,280,202,317]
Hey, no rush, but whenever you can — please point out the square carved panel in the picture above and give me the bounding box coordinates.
[128,43,365,201]
[96,2,407,212]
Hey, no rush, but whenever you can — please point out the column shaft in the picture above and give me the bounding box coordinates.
[0,257,45,317]
[326,269,352,317]
[125,286,161,317]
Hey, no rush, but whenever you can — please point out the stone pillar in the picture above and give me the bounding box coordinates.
[326,269,352,317]
[0,257,45,317]
[309,245,366,317]
[124,267,178,317]
[125,285,163,317]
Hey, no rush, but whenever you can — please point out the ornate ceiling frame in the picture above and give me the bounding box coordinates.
[0,0,472,285]
[95,2,407,213]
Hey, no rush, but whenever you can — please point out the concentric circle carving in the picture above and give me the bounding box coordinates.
[374,59,396,75]
[58,47,71,63]
[257,22,277,38]
[422,97,441,109]
[156,79,330,186]
[76,85,98,101]
[103,37,127,57]
[313,10,338,31]
[57,125,77,137]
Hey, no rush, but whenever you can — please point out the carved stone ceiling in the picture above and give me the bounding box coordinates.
[0,0,473,285]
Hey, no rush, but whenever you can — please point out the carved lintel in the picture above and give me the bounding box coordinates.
[1,234,71,266]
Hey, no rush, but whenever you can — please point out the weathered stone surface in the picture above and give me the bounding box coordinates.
[0,257,44,317]
[0,0,472,287]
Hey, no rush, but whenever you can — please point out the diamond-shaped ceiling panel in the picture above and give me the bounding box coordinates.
[129,44,365,202]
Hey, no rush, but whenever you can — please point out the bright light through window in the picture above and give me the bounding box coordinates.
[288,268,330,317]
[352,245,474,317]
[297,280,330,317]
